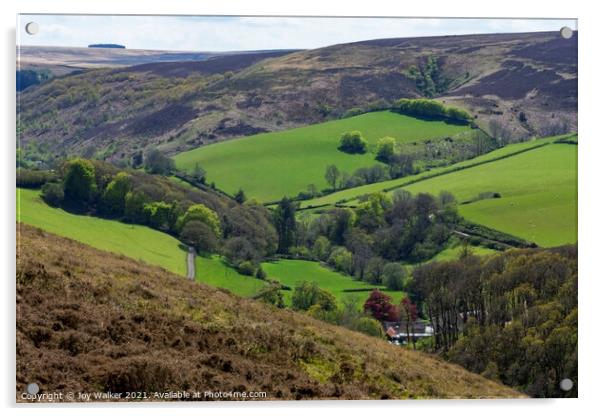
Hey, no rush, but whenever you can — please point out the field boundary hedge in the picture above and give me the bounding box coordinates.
[328,141,557,208]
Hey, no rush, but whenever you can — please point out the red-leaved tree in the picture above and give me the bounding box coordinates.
[364,289,398,322]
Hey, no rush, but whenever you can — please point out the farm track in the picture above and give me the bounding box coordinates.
[186,246,196,280]
[452,230,515,250]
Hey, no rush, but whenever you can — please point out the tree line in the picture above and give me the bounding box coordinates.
[409,246,577,397]
[394,98,472,125]
[25,157,279,279]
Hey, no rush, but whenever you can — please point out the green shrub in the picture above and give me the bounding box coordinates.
[338,131,367,154]
[311,236,331,261]
[342,107,364,118]
[255,265,267,280]
[176,204,221,237]
[238,260,256,276]
[353,317,384,338]
[40,182,64,207]
[102,172,131,216]
[124,191,149,223]
[382,263,407,291]
[290,246,311,258]
[144,149,175,175]
[328,246,354,275]
[17,168,55,189]
[375,137,396,162]
[446,107,472,124]
[292,281,336,311]
[143,201,174,230]
[63,158,97,204]
[255,284,284,308]
[407,56,450,97]
[180,220,219,253]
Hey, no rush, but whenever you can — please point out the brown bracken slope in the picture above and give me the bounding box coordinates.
[16,224,523,401]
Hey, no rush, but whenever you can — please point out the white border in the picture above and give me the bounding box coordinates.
[3,1,600,415]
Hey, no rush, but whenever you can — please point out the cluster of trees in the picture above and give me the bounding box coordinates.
[275,189,459,290]
[407,55,451,98]
[341,99,393,119]
[291,281,337,312]
[375,137,396,162]
[489,115,573,145]
[35,158,278,274]
[394,98,472,124]
[314,104,480,202]
[253,280,385,339]
[322,164,393,193]
[16,168,57,189]
[290,284,385,338]
[537,117,573,138]
[488,119,514,145]
[318,154,419,198]
[144,148,175,175]
[338,131,368,154]
[409,246,577,397]
[314,130,496,202]
[17,69,52,92]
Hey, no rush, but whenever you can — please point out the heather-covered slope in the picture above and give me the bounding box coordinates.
[16,224,522,401]
[18,31,576,165]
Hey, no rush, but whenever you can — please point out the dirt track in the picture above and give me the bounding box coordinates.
[186,246,195,280]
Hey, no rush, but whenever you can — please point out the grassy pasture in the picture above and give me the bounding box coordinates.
[401,143,577,247]
[17,188,187,275]
[301,134,566,208]
[195,255,267,297]
[262,259,405,307]
[174,111,470,202]
[17,188,270,296]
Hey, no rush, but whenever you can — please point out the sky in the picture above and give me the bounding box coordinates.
[17,15,577,52]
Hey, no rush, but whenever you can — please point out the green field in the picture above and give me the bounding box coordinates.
[301,134,566,208]
[195,255,268,297]
[17,188,186,275]
[401,143,577,247]
[262,259,405,307]
[174,111,470,202]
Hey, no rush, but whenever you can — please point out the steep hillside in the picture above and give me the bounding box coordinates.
[18,31,576,165]
[300,133,567,208]
[17,188,187,275]
[16,224,522,401]
[173,111,472,201]
[403,142,577,247]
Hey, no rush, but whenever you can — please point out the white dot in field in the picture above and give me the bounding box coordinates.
[25,22,39,35]
[560,27,573,39]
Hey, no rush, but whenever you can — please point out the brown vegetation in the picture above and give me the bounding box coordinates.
[18,31,576,165]
[16,224,522,401]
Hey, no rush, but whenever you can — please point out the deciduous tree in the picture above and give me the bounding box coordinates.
[324,164,340,191]
[364,289,398,322]
[63,158,96,205]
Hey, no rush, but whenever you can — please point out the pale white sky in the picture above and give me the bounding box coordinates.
[17,15,577,52]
